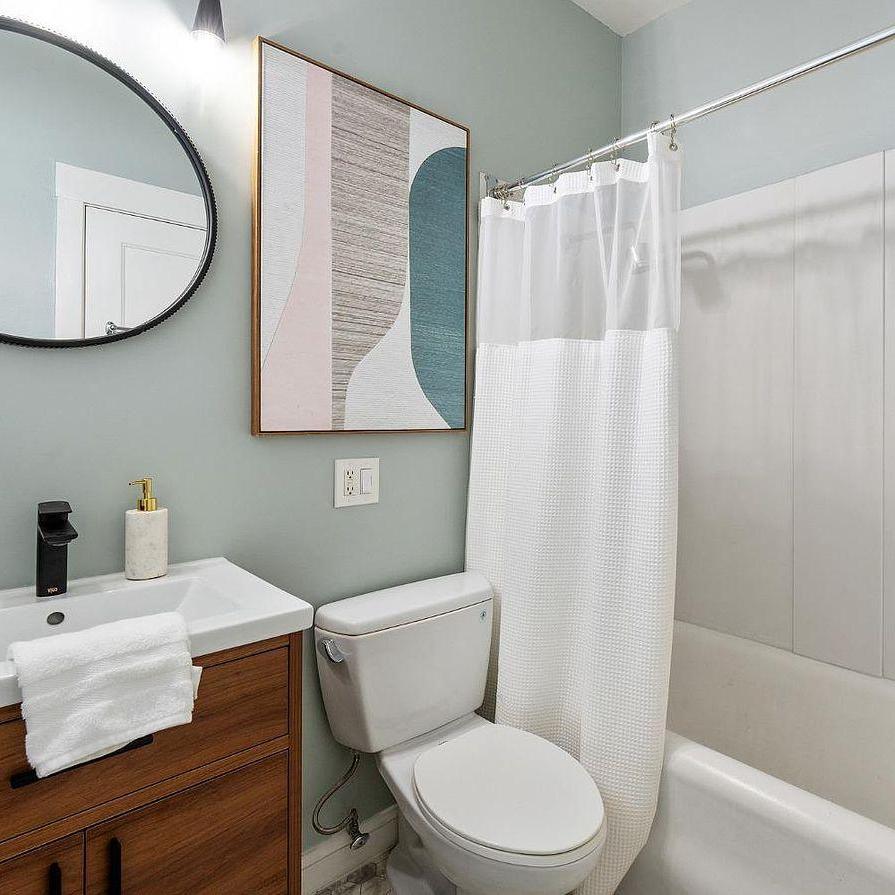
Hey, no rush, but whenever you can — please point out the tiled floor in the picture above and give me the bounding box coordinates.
[313,852,393,895]
[317,880,391,895]
[358,879,392,895]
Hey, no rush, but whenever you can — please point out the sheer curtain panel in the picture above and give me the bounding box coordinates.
[467,133,681,894]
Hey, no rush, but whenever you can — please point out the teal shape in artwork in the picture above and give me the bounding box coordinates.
[410,146,466,428]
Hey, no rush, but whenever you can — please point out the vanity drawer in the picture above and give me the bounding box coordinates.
[0,640,289,845]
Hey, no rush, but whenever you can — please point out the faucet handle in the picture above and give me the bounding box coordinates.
[37,501,78,546]
[38,500,72,520]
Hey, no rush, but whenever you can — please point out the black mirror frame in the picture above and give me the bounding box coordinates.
[0,16,217,348]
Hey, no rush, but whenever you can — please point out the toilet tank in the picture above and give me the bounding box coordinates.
[315,572,493,753]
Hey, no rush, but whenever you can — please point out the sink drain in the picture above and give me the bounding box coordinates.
[46,611,65,626]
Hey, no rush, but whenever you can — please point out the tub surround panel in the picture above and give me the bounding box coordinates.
[885,150,895,682]
[680,150,892,677]
[624,0,895,688]
[793,153,885,675]
[679,180,794,649]
[668,620,895,830]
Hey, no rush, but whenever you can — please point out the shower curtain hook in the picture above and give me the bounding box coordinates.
[667,114,679,151]
[551,163,560,194]
[586,148,594,180]
[611,139,621,171]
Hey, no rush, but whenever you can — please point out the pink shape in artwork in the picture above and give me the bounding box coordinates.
[262,65,333,431]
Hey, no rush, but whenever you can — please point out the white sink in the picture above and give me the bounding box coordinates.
[0,557,313,708]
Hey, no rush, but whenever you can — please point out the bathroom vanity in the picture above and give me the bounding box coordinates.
[0,559,312,894]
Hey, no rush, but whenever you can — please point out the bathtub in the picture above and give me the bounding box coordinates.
[618,621,895,893]
[618,732,895,894]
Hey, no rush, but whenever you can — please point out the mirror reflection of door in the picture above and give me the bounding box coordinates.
[84,208,205,338]
[54,164,207,339]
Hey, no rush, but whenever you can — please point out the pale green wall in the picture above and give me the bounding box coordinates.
[621,0,895,207]
[0,0,620,847]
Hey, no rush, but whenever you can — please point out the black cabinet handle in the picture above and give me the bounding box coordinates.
[48,861,62,895]
[9,735,154,789]
[109,837,122,895]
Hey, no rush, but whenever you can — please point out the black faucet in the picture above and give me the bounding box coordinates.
[36,501,78,598]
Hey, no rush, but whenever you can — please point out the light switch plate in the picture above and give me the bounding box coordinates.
[334,458,380,508]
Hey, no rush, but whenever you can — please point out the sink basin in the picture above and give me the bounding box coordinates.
[0,557,313,708]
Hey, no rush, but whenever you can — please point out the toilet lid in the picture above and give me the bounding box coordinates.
[412,724,604,857]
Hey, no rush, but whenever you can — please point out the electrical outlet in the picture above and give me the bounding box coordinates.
[334,458,379,508]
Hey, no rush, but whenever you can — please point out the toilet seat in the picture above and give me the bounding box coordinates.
[412,724,605,863]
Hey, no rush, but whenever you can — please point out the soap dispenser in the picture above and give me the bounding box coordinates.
[125,477,168,580]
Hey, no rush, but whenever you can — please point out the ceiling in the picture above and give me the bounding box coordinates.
[570,0,692,35]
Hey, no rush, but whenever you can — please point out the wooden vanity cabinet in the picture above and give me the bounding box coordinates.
[0,634,302,895]
[0,834,83,895]
[85,754,289,895]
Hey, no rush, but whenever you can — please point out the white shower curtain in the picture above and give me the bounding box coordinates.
[467,133,681,894]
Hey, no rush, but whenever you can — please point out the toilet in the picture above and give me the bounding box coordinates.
[315,572,606,895]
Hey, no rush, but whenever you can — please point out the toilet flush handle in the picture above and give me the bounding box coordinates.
[321,638,346,663]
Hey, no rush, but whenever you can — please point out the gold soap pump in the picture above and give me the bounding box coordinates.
[129,477,158,511]
[125,476,168,580]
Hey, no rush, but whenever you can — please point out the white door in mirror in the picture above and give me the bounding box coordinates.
[85,208,206,338]
[334,458,380,508]
[53,163,207,339]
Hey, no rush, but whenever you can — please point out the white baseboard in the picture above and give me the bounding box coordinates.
[302,805,398,893]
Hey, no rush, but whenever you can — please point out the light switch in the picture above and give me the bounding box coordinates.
[334,458,379,508]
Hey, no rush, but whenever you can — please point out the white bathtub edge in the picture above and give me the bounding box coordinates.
[619,732,895,895]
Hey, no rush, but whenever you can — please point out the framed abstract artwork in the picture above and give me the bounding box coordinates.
[252,38,469,434]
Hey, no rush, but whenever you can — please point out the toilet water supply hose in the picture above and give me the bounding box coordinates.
[312,750,371,850]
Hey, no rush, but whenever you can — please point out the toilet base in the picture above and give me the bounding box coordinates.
[387,814,456,895]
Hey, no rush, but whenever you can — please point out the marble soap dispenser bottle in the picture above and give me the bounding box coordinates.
[125,477,168,580]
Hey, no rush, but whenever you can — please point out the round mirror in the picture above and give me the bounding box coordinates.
[0,18,216,347]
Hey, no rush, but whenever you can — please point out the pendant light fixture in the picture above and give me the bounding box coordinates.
[192,0,226,45]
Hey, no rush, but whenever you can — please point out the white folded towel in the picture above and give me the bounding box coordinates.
[7,612,201,778]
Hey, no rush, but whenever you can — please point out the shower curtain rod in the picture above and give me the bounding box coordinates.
[491,22,895,198]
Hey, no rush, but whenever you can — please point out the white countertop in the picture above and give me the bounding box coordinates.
[0,557,313,708]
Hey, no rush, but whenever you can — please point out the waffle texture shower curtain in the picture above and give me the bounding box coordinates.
[467,133,681,894]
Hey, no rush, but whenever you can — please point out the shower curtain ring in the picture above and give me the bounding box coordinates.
[611,139,621,171]
[494,184,512,210]
[667,114,679,151]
